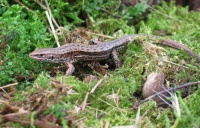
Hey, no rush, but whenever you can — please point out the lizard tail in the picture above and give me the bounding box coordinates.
[158,40,200,63]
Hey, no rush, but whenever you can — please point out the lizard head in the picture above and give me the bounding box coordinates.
[29,48,75,63]
[29,48,56,62]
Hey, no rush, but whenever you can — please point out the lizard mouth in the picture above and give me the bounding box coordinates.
[29,52,45,60]
[29,52,35,59]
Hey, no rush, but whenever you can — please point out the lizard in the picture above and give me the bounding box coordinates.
[29,34,200,75]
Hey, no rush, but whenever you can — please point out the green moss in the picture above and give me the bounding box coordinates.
[1,1,200,127]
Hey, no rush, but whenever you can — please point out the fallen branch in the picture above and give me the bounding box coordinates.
[15,0,48,27]
[81,92,89,112]
[45,11,60,47]
[81,75,106,112]
[90,77,104,94]
[133,81,200,109]
[99,98,126,113]
[0,82,18,90]
[44,0,59,28]
[2,114,62,128]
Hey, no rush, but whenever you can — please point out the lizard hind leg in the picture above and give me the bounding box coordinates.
[65,63,75,76]
[111,49,121,70]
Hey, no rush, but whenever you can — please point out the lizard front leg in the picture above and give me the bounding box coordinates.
[65,63,75,76]
[111,49,121,70]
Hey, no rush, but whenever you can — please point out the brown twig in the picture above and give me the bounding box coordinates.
[14,0,49,29]
[45,11,60,47]
[44,0,59,28]
[2,114,62,128]
[35,0,59,27]
[81,76,106,111]
[81,92,89,112]
[162,59,189,69]
[99,98,126,113]
[34,0,47,10]
[90,77,104,94]
[35,0,60,47]
[0,82,18,90]
[15,0,36,14]
[133,81,200,108]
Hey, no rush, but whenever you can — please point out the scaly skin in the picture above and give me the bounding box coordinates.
[29,34,200,75]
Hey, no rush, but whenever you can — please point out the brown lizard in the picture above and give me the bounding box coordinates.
[29,34,200,75]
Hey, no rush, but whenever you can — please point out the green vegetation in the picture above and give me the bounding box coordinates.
[0,4,52,86]
[0,0,200,127]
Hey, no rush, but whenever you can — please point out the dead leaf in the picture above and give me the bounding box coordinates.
[142,72,169,107]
